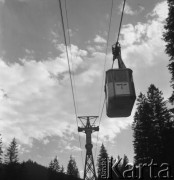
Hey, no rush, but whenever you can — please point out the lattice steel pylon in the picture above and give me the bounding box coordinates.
[78,116,99,180]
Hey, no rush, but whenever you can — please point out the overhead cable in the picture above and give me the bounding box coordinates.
[58,0,84,168]
[94,0,114,162]
[116,0,126,43]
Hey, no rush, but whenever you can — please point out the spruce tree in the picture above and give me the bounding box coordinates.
[52,156,60,172]
[147,85,172,162]
[67,155,80,178]
[97,144,109,179]
[121,155,129,172]
[133,85,172,165]
[0,134,3,164]
[132,93,152,164]
[48,160,54,171]
[5,138,18,164]
[49,156,61,173]
[60,165,65,173]
[164,0,174,103]
[162,0,174,168]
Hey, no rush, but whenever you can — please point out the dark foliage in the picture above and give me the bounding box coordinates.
[164,0,174,102]
[132,84,174,178]
[5,138,18,165]
[0,134,3,164]
[67,155,80,178]
[97,144,109,179]
[0,160,81,180]
[48,156,61,173]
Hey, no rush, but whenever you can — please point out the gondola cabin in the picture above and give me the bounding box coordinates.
[105,68,136,117]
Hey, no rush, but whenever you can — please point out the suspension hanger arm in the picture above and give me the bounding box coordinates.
[112,42,126,69]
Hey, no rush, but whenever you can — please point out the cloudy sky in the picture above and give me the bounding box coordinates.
[0,0,171,176]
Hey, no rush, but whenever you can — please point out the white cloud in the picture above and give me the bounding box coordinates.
[149,1,168,21]
[124,3,136,15]
[0,44,90,145]
[86,45,96,53]
[65,145,82,152]
[0,1,171,168]
[67,29,73,37]
[0,41,110,147]
[94,35,106,44]
[120,1,168,67]
[43,138,49,145]
[119,2,144,16]
[94,117,132,144]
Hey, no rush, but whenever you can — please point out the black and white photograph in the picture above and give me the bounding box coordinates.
[0,0,173,179]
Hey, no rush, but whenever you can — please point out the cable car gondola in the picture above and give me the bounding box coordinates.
[105,43,136,117]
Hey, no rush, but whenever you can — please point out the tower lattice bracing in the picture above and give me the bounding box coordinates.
[78,116,99,180]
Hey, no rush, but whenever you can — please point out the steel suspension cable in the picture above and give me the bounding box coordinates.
[94,0,114,162]
[58,0,84,168]
[64,0,79,115]
[95,0,127,162]
[97,0,114,116]
[116,0,126,43]
[64,0,85,169]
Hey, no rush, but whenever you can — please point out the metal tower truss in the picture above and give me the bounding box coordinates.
[78,116,99,180]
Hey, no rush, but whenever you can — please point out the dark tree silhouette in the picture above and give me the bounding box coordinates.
[164,0,174,103]
[0,134,3,164]
[60,165,65,173]
[133,93,152,164]
[147,84,172,163]
[5,138,18,164]
[97,144,109,179]
[121,154,129,172]
[48,160,54,171]
[133,85,173,165]
[67,155,80,178]
[48,156,61,180]
[3,138,20,180]
[52,156,60,172]
[0,137,82,180]
[0,134,3,180]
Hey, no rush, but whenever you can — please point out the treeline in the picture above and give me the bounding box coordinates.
[97,143,132,180]
[1,83,174,180]
[0,137,81,180]
[97,83,174,179]
[132,84,174,179]
[130,0,174,177]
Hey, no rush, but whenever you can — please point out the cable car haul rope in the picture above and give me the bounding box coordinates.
[58,0,85,168]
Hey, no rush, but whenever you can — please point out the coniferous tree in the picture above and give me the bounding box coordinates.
[52,156,60,173]
[97,144,109,179]
[48,156,61,180]
[0,134,3,180]
[60,165,65,173]
[0,134,3,164]
[117,155,122,170]
[147,85,172,162]
[121,155,129,172]
[48,160,55,180]
[4,138,20,180]
[48,160,54,171]
[5,138,18,164]
[67,155,80,178]
[133,85,173,165]
[163,2,174,168]
[132,93,152,164]
[164,0,174,103]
